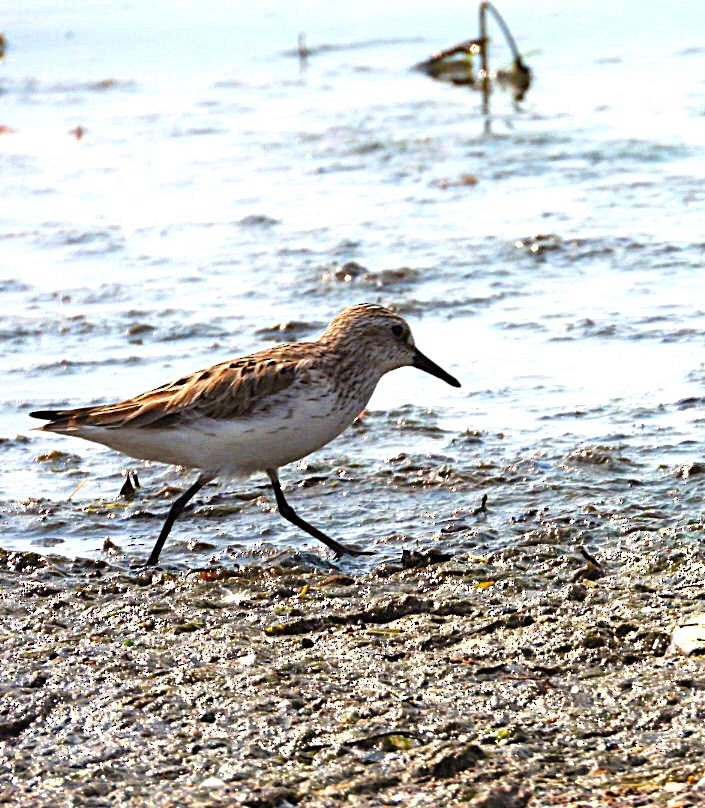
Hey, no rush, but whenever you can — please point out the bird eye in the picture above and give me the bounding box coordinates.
[391,325,404,337]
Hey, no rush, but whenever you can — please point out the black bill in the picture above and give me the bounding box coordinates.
[412,348,461,388]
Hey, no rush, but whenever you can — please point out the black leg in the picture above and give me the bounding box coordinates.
[266,469,373,557]
[146,474,211,566]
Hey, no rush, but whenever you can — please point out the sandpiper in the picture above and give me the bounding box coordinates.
[30,303,461,565]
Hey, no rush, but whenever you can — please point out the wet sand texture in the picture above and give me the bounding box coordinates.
[2,539,705,806]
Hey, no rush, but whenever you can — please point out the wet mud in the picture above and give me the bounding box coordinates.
[2,533,705,807]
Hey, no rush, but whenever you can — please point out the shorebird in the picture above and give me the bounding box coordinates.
[30,303,461,565]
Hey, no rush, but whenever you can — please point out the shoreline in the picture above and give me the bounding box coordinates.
[1,538,705,806]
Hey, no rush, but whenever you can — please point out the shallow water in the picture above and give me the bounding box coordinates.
[1,0,704,568]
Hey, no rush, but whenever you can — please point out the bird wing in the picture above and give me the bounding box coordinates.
[32,343,319,430]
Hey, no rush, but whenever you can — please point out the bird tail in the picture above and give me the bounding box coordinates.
[29,407,99,431]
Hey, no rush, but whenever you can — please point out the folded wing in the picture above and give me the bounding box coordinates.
[30,344,315,432]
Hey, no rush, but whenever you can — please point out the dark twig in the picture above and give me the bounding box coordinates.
[119,470,141,500]
[473,494,488,516]
[579,545,601,568]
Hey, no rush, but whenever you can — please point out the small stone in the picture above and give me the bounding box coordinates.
[671,613,705,656]
[200,776,226,789]
[471,782,530,808]
[102,538,123,556]
[413,741,485,779]
[582,631,605,649]
[568,583,587,602]
[26,672,49,689]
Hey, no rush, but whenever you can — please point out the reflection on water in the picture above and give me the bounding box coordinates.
[1,0,704,565]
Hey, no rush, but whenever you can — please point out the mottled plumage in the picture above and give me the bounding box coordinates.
[31,303,461,564]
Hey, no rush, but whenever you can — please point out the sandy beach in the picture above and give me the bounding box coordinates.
[2,532,705,807]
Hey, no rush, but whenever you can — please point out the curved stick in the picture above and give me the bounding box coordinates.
[484,1,522,62]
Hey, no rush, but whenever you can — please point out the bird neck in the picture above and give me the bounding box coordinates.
[325,341,385,405]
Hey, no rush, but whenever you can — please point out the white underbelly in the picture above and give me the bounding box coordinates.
[69,396,362,475]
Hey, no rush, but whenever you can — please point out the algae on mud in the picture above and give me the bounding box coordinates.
[1,535,705,807]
